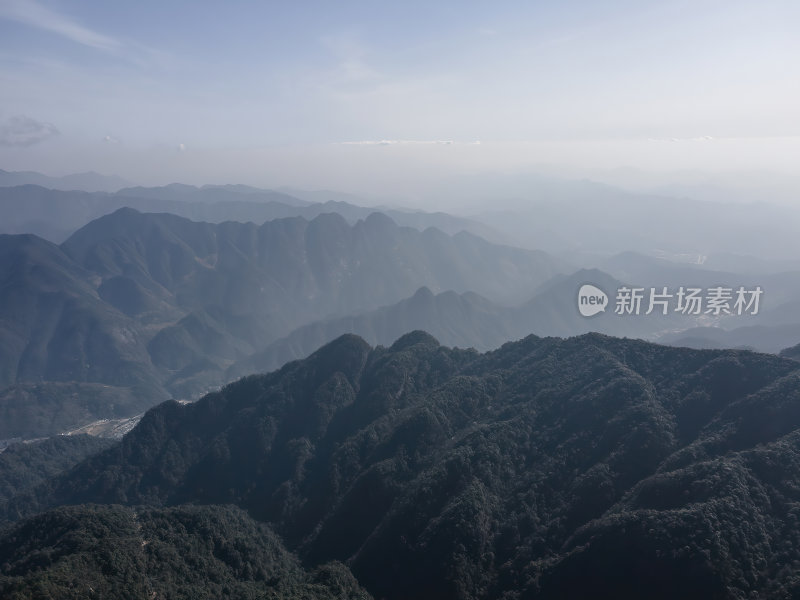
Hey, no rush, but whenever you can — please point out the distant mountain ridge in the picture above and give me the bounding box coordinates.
[116,182,312,206]
[0,183,504,245]
[0,208,566,438]
[1,201,785,441]
[229,269,693,378]
[0,169,131,192]
[473,182,800,260]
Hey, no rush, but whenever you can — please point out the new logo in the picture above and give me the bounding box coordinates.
[578,284,608,317]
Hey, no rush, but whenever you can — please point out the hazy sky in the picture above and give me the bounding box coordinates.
[0,0,798,199]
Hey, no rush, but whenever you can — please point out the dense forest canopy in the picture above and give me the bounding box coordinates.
[3,332,800,598]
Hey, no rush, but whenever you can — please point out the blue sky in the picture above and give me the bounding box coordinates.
[0,0,798,198]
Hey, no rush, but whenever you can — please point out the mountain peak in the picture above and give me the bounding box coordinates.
[410,286,435,300]
[389,330,440,351]
[309,211,349,228]
[364,211,396,229]
[305,333,371,385]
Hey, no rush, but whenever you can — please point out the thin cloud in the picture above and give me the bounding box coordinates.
[0,0,119,51]
[341,140,456,146]
[0,115,59,147]
[648,136,715,142]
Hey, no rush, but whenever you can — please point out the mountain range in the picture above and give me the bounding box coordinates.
[471,179,800,262]
[4,199,798,442]
[0,184,503,245]
[0,208,565,439]
[0,169,131,193]
[3,332,800,598]
[228,269,693,379]
[4,171,800,598]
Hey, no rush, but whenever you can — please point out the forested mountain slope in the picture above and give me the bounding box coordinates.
[4,332,800,598]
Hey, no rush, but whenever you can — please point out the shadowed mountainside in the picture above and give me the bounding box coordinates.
[0,504,370,599]
[0,435,115,503]
[4,332,800,598]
